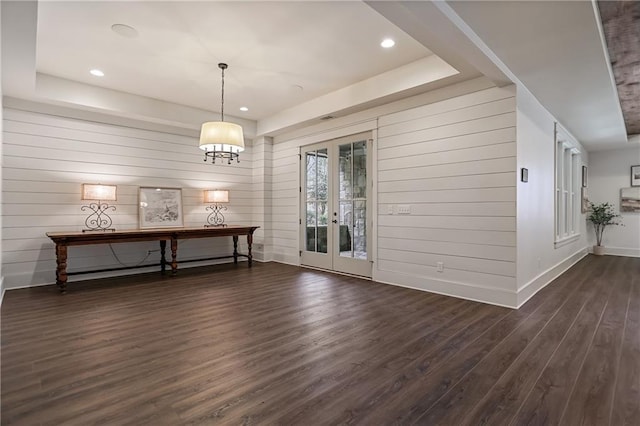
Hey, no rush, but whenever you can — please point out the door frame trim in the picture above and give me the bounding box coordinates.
[298,129,378,278]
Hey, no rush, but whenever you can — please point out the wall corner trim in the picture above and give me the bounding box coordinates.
[516,248,588,308]
[0,277,5,307]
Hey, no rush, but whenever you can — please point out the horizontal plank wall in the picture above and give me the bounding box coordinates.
[0,47,3,302]
[270,138,301,265]
[251,136,273,262]
[375,85,517,307]
[270,78,518,306]
[2,106,254,289]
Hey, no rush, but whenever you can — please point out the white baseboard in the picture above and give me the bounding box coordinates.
[589,246,640,258]
[374,268,517,308]
[0,276,5,306]
[272,253,300,266]
[516,248,588,308]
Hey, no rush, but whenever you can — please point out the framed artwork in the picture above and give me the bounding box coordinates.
[631,165,640,187]
[621,187,640,212]
[520,168,528,183]
[139,187,184,229]
[581,187,589,213]
[582,165,588,187]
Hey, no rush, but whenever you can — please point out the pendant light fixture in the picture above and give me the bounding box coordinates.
[199,63,244,164]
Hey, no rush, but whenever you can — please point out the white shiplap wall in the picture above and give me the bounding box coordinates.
[251,136,273,261]
[270,81,518,306]
[270,138,302,264]
[376,85,517,306]
[2,106,254,289]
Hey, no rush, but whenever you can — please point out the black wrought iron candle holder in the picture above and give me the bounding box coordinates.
[82,201,116,232]
[205,203,227,227]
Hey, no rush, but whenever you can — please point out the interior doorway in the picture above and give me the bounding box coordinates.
[300,132,372,278]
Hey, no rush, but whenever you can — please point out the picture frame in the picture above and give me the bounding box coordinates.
[621,187,640,212]
[520,168,528,183]
[631,165,640,187]
[581,187,589,213]
[139,187,184,229]
[582,165,588,188]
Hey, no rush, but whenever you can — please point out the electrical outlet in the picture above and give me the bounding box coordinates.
[436,262,444,272]
[397,204,411,214]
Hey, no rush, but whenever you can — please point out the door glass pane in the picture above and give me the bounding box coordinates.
[317,149,328,200]
[317,201,328,253]
[306,152,316,200]
[339,144,352,199]
[305,149,328,253]
[338,140,367,260]
[353,141,366,199]
[339,201,353,256]
[306,202,316,251]
[353,200,367,259]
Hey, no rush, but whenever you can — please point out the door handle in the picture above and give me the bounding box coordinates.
[332,219,338,224]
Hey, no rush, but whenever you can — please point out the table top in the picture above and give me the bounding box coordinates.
[46,226,260,243]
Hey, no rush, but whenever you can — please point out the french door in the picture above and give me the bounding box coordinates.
[300,132,372,278]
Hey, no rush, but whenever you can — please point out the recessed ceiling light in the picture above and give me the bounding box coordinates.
[90,69,105,77]
[381,38,395,48]
[239,107,249,112]
[111,23,139,38]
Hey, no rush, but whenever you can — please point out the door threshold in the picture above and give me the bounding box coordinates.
[299,264,372,280]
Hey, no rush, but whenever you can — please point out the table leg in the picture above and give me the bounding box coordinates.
[247,233,253,267]
[56,244,68,293]
[171,238,178,275]
[233,236,239,264]
[160,240,167,274]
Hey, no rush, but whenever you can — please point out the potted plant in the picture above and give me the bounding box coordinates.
[587,202,622,255]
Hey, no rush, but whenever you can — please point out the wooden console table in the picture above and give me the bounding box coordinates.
[46,226,259,293]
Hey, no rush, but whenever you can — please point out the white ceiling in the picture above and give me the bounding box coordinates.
[445,0,629,150]
[2,1,630,150]
[36,1,433,121]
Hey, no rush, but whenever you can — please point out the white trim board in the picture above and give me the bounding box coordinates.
[374,268,517,308]
[516,248,588,308]
[588,246,640,258]
[0,277,5,307]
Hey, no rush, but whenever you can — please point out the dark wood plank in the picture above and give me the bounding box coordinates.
[560,256,633,425]
[1,256,639,425]
[325,254,596,425]
[611,271,640,426]
[411,255,611,426]
[461,255,618,425]
[511,256,621,425]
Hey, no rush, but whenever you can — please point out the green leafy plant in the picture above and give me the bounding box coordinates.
[587,202,622,246]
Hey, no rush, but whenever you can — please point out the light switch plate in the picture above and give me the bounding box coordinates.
[397,204,411,214]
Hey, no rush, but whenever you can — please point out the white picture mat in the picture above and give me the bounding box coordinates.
[139,187,184,228]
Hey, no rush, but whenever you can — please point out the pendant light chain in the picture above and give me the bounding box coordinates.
[220,63,225,122]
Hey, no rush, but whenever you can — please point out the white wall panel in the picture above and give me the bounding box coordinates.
[378,127,516,160]
[515,85,589,307]
[587,147,640,256]
[376,85,517,305]
[268,82,517,306]
[2,107,254,289]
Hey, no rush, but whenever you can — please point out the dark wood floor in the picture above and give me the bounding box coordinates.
[1,255,638,425]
